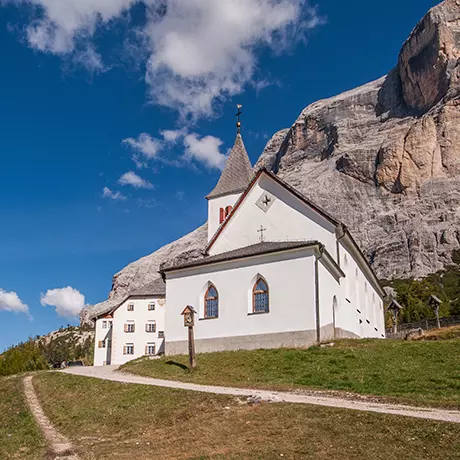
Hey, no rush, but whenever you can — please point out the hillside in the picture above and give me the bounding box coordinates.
[122,337,460,409]
[0,326,94,376]
[83,0,460,321]
[31,371,460,460]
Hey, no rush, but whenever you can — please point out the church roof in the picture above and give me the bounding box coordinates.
[160,241,319,272]
[206,133,253,199]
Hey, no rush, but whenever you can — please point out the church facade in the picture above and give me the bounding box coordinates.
[160,133,385,356]
[92,129,385,365]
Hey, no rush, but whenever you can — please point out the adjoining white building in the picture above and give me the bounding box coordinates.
[93,279,166,366]
[160,132,386,356]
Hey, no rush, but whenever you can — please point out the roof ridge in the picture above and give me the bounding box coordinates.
[206,133,253,199]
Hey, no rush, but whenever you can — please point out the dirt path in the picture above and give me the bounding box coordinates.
[23,375,79,459]
[63,365,460,424]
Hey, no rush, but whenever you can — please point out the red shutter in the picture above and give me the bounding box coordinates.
[225,206,232,217]
[219,208,224,224]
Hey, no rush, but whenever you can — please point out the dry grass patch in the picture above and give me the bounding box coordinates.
[415,325,460,341]
[33,372,460,460]
[0,375,46,459]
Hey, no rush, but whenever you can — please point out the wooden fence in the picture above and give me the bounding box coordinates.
[385,315,460,339]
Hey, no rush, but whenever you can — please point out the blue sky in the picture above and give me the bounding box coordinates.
[0,0,438,351]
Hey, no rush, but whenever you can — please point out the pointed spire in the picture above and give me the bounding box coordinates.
[206,133,253,199]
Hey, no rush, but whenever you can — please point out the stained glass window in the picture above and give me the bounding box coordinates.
[253,278,269,313]
[205,285,219,318]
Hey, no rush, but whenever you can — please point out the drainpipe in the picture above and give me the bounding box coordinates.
[315,244,325,343]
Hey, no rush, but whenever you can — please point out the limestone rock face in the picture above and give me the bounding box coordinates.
[256,0,460,280]
[83,0,460,320]
[80,224,208,321]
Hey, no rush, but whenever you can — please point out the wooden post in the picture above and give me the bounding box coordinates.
[435,304,441,329]
[188,325,196,369]
[181,305,197,370]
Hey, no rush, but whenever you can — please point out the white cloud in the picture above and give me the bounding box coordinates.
[183,133,227,170]
[118,171,154,189]
[122,133,162,160]
[0,289,29,315]
[102,187,126,201]
[40,286,86,318]
[160,129,185,144]
[5,0,323,119]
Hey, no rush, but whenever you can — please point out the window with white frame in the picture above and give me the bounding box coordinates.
[124,344,134,355]
[102,321,107,329]
[145,321,156,333]
[124,323,135,333]
[148,302,155,311]
[98,340,106,348]
[127,303,134,311]
[145,343,156,355]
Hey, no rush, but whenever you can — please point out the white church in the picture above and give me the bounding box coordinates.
[93,127,385,365]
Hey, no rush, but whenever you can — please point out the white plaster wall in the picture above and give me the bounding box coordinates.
[165,249,317,348]
[207,192,242,241]
[111,297,166,366]
[209,175,337,260]
[338,243,385,339]
[317,261,340,340]
[93,318,113,366]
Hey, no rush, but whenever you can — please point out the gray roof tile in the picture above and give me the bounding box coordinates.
[206,133,253,199]
[130,277,166,297]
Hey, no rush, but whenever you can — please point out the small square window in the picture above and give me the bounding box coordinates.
[98,340,105,348]
[102,321,107,329]
[148,303,155,311]
[127,304,134,312]
[125,323,135,333]
[158,331,165,339]
[146,343,156,355]
[124,344,134,355]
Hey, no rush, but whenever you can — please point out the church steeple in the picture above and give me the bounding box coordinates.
[206,105,253,241]
[206,111,253,200]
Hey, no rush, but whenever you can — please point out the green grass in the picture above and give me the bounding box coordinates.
[121,338,460,408]
[0,376,46,459]
[34,372,460,460]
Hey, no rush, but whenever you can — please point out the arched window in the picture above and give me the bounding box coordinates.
[204,284,219,318]
[225,206,233,218]
[253,277,269,313]
[219,208,225,224]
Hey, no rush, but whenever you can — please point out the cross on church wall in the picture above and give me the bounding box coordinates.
[262,195,271,208]
[257,225,267,243]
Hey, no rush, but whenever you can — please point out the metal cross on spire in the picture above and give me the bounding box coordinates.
[236,104,243,134]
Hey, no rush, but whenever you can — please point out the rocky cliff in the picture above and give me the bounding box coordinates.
[257,0,460,280]
[82,0,460,321]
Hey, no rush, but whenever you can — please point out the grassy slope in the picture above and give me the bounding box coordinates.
[122,339,460,408]
[0,376,46,460]
[34,372,460,460]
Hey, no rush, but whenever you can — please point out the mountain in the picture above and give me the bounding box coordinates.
[0,326,94,375]
[257,0,460,281]
[82,0,460,321]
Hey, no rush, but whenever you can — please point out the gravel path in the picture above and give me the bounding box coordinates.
[62,365,460,424]
[23,375,80,459]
